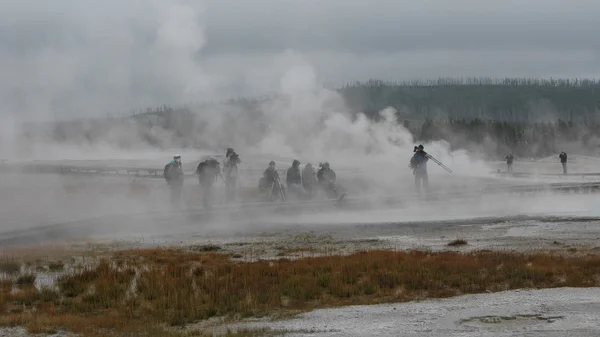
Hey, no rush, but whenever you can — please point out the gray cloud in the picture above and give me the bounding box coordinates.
[0,0,599,121]
[202,0,600,54]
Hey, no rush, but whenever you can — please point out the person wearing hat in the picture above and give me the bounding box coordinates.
[164,154,184,204]
[317,162,338,198]
[260,161,283,201]
[223,149,241,201]
[410,145,429,194]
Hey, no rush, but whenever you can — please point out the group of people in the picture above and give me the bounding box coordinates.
[195,148,241,207]
[258,160,341,201]
[168,144,574,205]
[163,148,241,208]
[163,148,343,208]
[167,144,575,205]
[504,151,569,175]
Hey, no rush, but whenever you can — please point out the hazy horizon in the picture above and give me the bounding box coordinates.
[1,0,599,122]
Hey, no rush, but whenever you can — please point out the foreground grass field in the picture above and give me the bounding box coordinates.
[1,248,599,336]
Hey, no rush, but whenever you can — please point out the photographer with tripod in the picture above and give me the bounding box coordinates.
[408,144,453,196]
[223,148,241,202]
[259,161,286,202]
[409,145,430,195]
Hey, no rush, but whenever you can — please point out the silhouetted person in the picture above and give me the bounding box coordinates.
[223,149,240,201]
[505,153,514,173]
[259,161,284,201]
[302,163,317,198]
[196,157,220,208]
[164,154,184,204]
[286,159,306,199]
[410,145,429,195]
[559,151,568,175]
[317,162,338,198]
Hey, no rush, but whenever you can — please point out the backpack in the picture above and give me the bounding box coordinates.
[196,161,206,175]
[164,162,172,179]
[164,161,182,181]
[409,156,418,169]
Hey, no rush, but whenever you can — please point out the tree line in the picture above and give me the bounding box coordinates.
[338,77,600,124]
[122,77,600,127]
[407,118,599,159]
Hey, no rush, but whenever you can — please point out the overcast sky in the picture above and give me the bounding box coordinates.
[1,0,599,120]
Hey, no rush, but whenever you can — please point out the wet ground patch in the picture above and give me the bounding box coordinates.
[460,314,565,328]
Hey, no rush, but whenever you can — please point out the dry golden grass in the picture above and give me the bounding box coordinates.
[0,246,86,261]
[0,248,599,336]
[0,280,11,294]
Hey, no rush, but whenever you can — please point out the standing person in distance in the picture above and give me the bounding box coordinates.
[196,157,220,208]
[505,153,514,173]
[302,163,317,199]
[286,159,306,199]
[261,161,284,201]
[559,151,568,175]
[410,145,429,195]
[223,148,241,201]
[317,162,338,198]
[164,154,184,204]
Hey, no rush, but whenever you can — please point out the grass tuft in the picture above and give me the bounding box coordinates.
[48,261,65,272]
[15,274,36,287]
[0,279,12,294]
[191,245,222,252]
[0,259,20,274]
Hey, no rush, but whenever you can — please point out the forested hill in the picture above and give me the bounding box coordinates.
[19,78,600,159]
[338,78,600,123]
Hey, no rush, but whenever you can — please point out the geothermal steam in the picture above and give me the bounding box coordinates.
[0,1,491,179]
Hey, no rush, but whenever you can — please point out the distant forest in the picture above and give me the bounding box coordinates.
[336,78,600,158]
[31,78,600,159]
[411,118,591,159]
[338,77,600,124]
